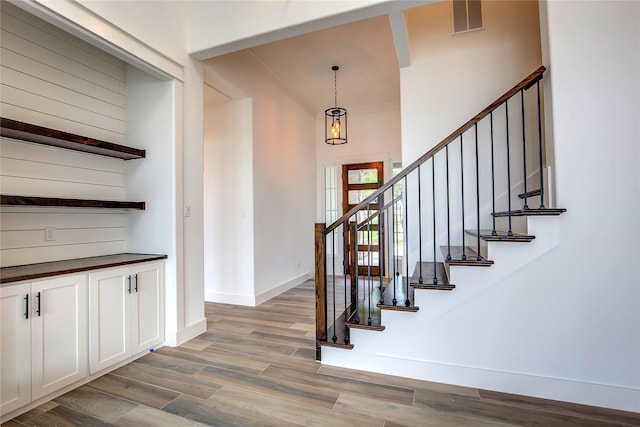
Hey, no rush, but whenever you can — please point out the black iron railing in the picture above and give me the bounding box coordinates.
[315,66,548,358]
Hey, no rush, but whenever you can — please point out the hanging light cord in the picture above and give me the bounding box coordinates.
[333,68,338,108]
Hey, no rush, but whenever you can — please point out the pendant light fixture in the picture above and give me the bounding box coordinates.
[325,65,347,145]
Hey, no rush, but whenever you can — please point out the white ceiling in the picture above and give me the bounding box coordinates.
[204,12,408,115]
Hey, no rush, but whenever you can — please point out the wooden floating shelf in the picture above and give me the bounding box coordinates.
[1,195,145,210]
[0,117,145,160]
[0,253,168,284]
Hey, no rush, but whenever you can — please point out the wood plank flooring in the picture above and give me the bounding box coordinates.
[4,280,639,426]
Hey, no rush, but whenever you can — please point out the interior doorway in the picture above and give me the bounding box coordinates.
[342,161,384,276]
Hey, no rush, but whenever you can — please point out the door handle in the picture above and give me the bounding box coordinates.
[134,274,138,293]
[36,291,41,317]
[127,275,132,294]
[24,294,29,319]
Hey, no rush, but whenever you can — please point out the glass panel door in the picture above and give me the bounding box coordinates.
[342,162,384,276]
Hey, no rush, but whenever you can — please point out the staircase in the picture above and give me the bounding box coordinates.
[314,66,567,384]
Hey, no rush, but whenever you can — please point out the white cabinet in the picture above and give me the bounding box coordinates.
[0,275,87,414]
[89,262,163,374]
[0,283,31,414]
[31,275,88,399]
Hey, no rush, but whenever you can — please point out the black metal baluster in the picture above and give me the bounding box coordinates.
[379,205,384,301]
[521,89,529,210]
[431,155,438,284]
[404,175,410,306]
[490,112,497,236]
[343,222,347,277]
[381,204,388,305]
[343,223,349,343]
[417,166,423,284]
[460,135,467,260]
[367,203,372,326]
[446,145,452,260]
[353,215,360,324]
[475,124,481,261]
[331,230,337,343]
[392,193,397,306]
[537,80,546,209]
[506,102,513,236]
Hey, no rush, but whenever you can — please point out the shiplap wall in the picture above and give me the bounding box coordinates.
[0,2,130,267]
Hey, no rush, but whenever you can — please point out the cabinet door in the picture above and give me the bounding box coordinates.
[31,275,88,400]
[89,267,131,374]
[131,262,164,355]
[0,284,31,414]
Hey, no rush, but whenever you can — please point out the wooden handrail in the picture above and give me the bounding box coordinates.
[325,66,546,234]
[356,194,403,231]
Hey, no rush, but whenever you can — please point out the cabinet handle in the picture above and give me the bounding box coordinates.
[24,294,29,319]
[134,274,139,293]
[127,275,132,294]
[36,291,41,317]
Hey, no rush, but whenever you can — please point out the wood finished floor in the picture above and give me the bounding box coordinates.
[4,280,639,427]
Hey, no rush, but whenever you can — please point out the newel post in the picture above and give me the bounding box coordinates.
[314,223,327,361]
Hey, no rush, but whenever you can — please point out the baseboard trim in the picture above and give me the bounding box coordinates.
[255,272,310,306]
[164,317,207,347]
[205,272,311,307]
[321,349,640,413]
[205,291,255,306]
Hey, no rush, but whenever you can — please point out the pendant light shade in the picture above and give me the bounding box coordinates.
[325,65,347,145]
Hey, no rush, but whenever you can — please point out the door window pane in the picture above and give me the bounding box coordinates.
[356,210,379,225]
[349,189,376,205]
[348,168,378,184]
[358,251,379,266]
[358,230,379,245]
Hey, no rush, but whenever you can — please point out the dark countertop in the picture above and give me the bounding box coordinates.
[1,253,168,285]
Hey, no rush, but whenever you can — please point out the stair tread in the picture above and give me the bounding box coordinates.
[347,281,386,329]
[347,304,385,330]
[493,208,566,217]
[410,262,455,290]
[319,340,354,349]
[465,229,535,242]
[440,246,494,266]
[378,274,419,311]
[518,188,542,199]
[320,312,353,348]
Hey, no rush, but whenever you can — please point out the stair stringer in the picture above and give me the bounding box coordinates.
[321,214,632,407]
[321,215,565,386]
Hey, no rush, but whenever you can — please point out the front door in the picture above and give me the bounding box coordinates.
[342,162,384,276]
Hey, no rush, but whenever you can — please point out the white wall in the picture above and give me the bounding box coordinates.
[2,0,206,346]
[397,0,544,272]
[181,57,206,334]
[0,1,128,266]
[22,0,184,79]
[532,0,639,410]
[252,83,316,302]
[401,0,542,165]
[203,96,255,305]
[203,51,316,305]
[372,0,640,411]
[13,0,209,345]
[125,66,189,345]
[71,0,187,66]
[316,102,402,221]
[403,0,640,410]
